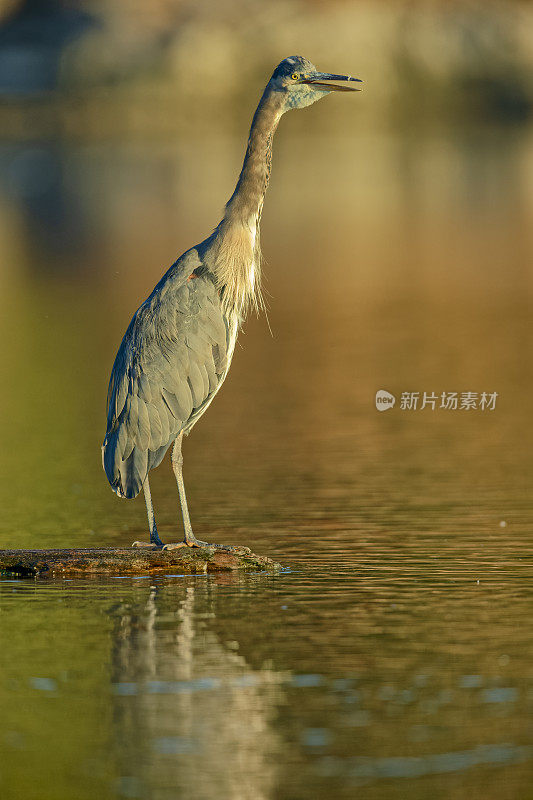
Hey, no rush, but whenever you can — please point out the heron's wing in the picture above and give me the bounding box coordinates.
[103,249,228,498]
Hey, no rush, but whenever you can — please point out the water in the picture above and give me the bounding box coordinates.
[0,127,532,798]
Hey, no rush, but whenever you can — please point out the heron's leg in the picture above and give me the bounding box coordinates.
[132,476,165,548]
[162,433,234,551]
[167,432,208,548]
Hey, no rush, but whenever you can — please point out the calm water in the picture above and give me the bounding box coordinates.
[0,125,532,799]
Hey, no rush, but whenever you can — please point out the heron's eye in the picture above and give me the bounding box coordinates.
[291,72,300,81]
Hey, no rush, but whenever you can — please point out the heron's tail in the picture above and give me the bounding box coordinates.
[102,429,168,499]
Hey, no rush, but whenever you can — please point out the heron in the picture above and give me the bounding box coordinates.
[102,55,361,550]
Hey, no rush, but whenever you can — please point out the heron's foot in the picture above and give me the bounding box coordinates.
[162,539,234,552]
[131,526,165,549]
[161,542,188,550]
[131,540,164,550]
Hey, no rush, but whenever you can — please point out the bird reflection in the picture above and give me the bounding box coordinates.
[109,580,286,800]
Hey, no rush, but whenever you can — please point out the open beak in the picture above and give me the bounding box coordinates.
[301,73,362,92]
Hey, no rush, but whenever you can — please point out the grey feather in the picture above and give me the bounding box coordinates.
[161,388,186,422]
[119,447,148,500]
[187,359,206,408]
[102,252,230,499]
[136,398,151,452]
[138,373,152,403]
[147,443,169,471]
[146,403,163,450]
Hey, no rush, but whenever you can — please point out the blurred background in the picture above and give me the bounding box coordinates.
[0,2,533,799]
[0,0,532,543]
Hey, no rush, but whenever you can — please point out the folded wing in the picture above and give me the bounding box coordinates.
[102,253,228,499]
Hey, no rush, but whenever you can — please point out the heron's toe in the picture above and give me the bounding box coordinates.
[132,541,159,549]
[162,542,188,551]
[162,540,234,551]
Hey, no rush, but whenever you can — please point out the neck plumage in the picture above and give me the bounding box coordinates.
[212,87,284,318]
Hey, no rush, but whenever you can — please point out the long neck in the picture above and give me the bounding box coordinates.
[225,87,284,224]
[210,87,285,319]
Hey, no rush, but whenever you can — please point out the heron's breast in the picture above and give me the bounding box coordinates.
[210,219,260,315]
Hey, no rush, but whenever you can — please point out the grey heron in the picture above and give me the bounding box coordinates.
[102,55,361,550]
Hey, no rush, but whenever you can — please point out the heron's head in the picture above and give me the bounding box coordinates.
[269,55,362,111]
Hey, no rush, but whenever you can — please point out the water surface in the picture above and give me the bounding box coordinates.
[0,127,532,798]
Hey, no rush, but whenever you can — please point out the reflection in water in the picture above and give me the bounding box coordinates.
[0,125,532,799]
[0,570,532,800]
[315,743,531,785]
[109,582,284,800]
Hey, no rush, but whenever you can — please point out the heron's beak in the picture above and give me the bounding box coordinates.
[302,73,362,92]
